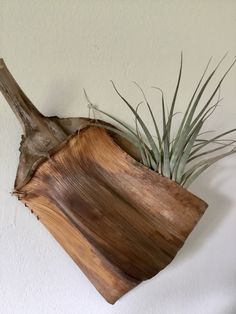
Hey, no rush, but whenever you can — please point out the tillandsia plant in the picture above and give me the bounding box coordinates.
[87,54,236,189]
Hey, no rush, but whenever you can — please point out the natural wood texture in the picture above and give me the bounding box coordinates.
[0,59,208,304]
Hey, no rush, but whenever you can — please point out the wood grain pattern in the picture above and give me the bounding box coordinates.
[16,126,208,303]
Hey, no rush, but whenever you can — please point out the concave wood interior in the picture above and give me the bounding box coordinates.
[16,126,207,303]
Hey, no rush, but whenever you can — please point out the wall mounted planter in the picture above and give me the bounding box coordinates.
[0,59,208,304]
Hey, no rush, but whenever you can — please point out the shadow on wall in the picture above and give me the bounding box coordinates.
[180,159,235,259]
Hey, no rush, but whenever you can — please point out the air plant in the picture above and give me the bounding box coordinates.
[87,54,236,188]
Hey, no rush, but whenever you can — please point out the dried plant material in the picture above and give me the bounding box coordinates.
[0,59,208,303]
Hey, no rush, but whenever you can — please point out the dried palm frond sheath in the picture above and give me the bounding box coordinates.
[0,59,207,304]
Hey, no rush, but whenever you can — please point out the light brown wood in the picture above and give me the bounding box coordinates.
[0,59,208,304]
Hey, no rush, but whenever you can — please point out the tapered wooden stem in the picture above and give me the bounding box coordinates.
[0,59,71,188]
[0,58,67,140]
[0,58,45,134]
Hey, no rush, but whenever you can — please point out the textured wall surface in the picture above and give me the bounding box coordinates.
[0,1,236,313]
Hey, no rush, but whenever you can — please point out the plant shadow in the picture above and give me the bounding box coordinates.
[173,160,234,262]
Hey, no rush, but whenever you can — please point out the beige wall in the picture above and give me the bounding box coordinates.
[0,1,236,313]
